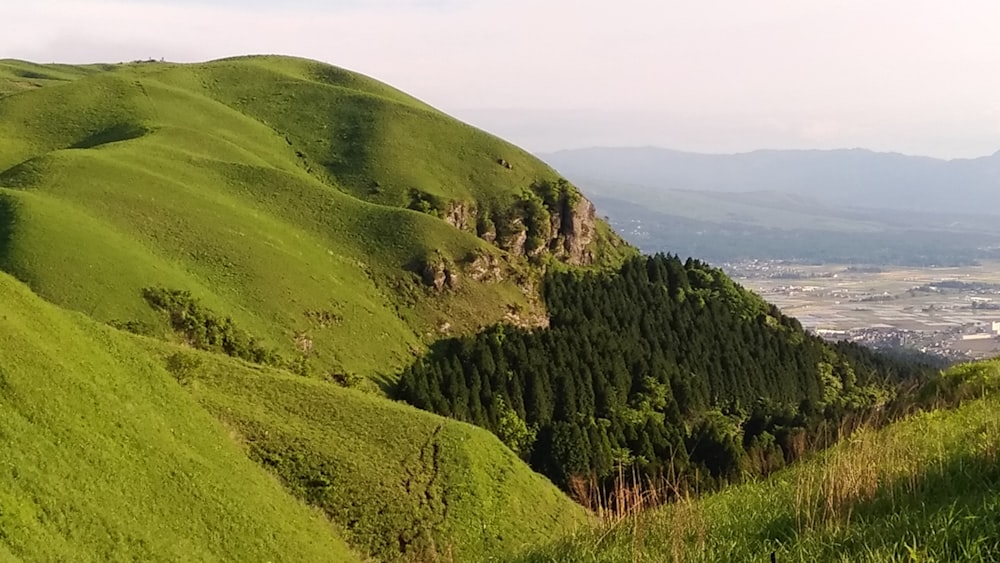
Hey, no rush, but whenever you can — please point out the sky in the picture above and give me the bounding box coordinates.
[4,0,1000,158]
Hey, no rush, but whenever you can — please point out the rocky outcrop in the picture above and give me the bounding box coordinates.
[481,193,598,265]
[421,258,459,291]
[496,217,528,257]
[466,252,504,283]
[504,309,549,329]
[443,201,474,232]
[555,197,597,266]
[416,181,600,283]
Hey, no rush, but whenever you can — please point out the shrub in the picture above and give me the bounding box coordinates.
[141,287,282,366]
[328,371,363,388]
[165,352,201,386]
[107,319,155,336]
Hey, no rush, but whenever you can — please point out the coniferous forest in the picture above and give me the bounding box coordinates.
[397,254,936,491]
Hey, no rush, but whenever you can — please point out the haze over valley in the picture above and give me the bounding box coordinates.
[538,146,1000,363]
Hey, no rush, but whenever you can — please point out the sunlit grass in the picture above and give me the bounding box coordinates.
[0,55,612,560]
[0,55,585,380]
[511,363,1000,562]
[0,272,359,561]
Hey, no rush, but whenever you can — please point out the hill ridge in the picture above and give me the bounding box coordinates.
[0,55,629,382]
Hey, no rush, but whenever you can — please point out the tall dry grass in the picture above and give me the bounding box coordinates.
[794,407,1000,533]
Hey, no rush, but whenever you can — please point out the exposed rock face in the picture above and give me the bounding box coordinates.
[561,197,597,265]
[418,182,600,288]
[478,224,497,244]
[504,309,549,329]
[466,252,504,283]
[542,196,597,266]
[483,194,598,264]
[418,252,503,290]
[496,217,528,257]
[443,201,474,232]
[421,261,446,290]
[421,259,459,291]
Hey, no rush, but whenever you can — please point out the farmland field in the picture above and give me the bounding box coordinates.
[728,260,1000,360]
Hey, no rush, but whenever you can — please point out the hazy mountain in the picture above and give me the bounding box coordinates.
[539,147,1000,215]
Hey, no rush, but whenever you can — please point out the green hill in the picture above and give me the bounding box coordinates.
[0,55,628,381]
[0,59,103,97]
[0,55,607,561]
[0,267,587,561]
[2,54,981,563]
[179,346,587,560]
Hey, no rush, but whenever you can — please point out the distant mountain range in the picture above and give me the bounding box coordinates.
[538,147,1000,265]
[540,146,1000,214]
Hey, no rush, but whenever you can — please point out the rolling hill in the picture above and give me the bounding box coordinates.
[0,270,358,562]
[0,268,587,561]
[0,55,628,382]
[0,55,616,561]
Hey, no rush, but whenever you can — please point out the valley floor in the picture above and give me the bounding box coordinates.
[729,260,1000,362]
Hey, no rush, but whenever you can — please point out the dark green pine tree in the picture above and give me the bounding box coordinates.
[396,254,935,490]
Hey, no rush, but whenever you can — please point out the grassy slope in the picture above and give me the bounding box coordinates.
[137,342,588,561]
[0,272,357,562]
[0,56,613,379]
[0,267,587,561]
[0,56,599,561]
[0,60,104,97]
[513,362,1000,562]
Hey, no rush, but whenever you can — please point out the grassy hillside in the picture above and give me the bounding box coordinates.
[0,266,588,561]
[0,55,628,381]
[0,271,358,561]
[143,342,588,561]
[512,361,1000,562]
[0,59,102,97]
[0,54,622,562]
[3,55,994,563]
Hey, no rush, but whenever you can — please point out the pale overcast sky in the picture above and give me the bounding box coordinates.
[4,0,1000,158]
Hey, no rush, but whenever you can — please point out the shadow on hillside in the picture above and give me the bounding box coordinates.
[317,97,377,190]
[0,194,15,268]
[369,371,397,395]
[757,446,1000,558]
[70,124,148,149]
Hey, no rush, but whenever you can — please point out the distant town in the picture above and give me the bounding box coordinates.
[724,260,1000,363]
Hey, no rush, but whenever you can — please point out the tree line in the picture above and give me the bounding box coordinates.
[396,254,936,491]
